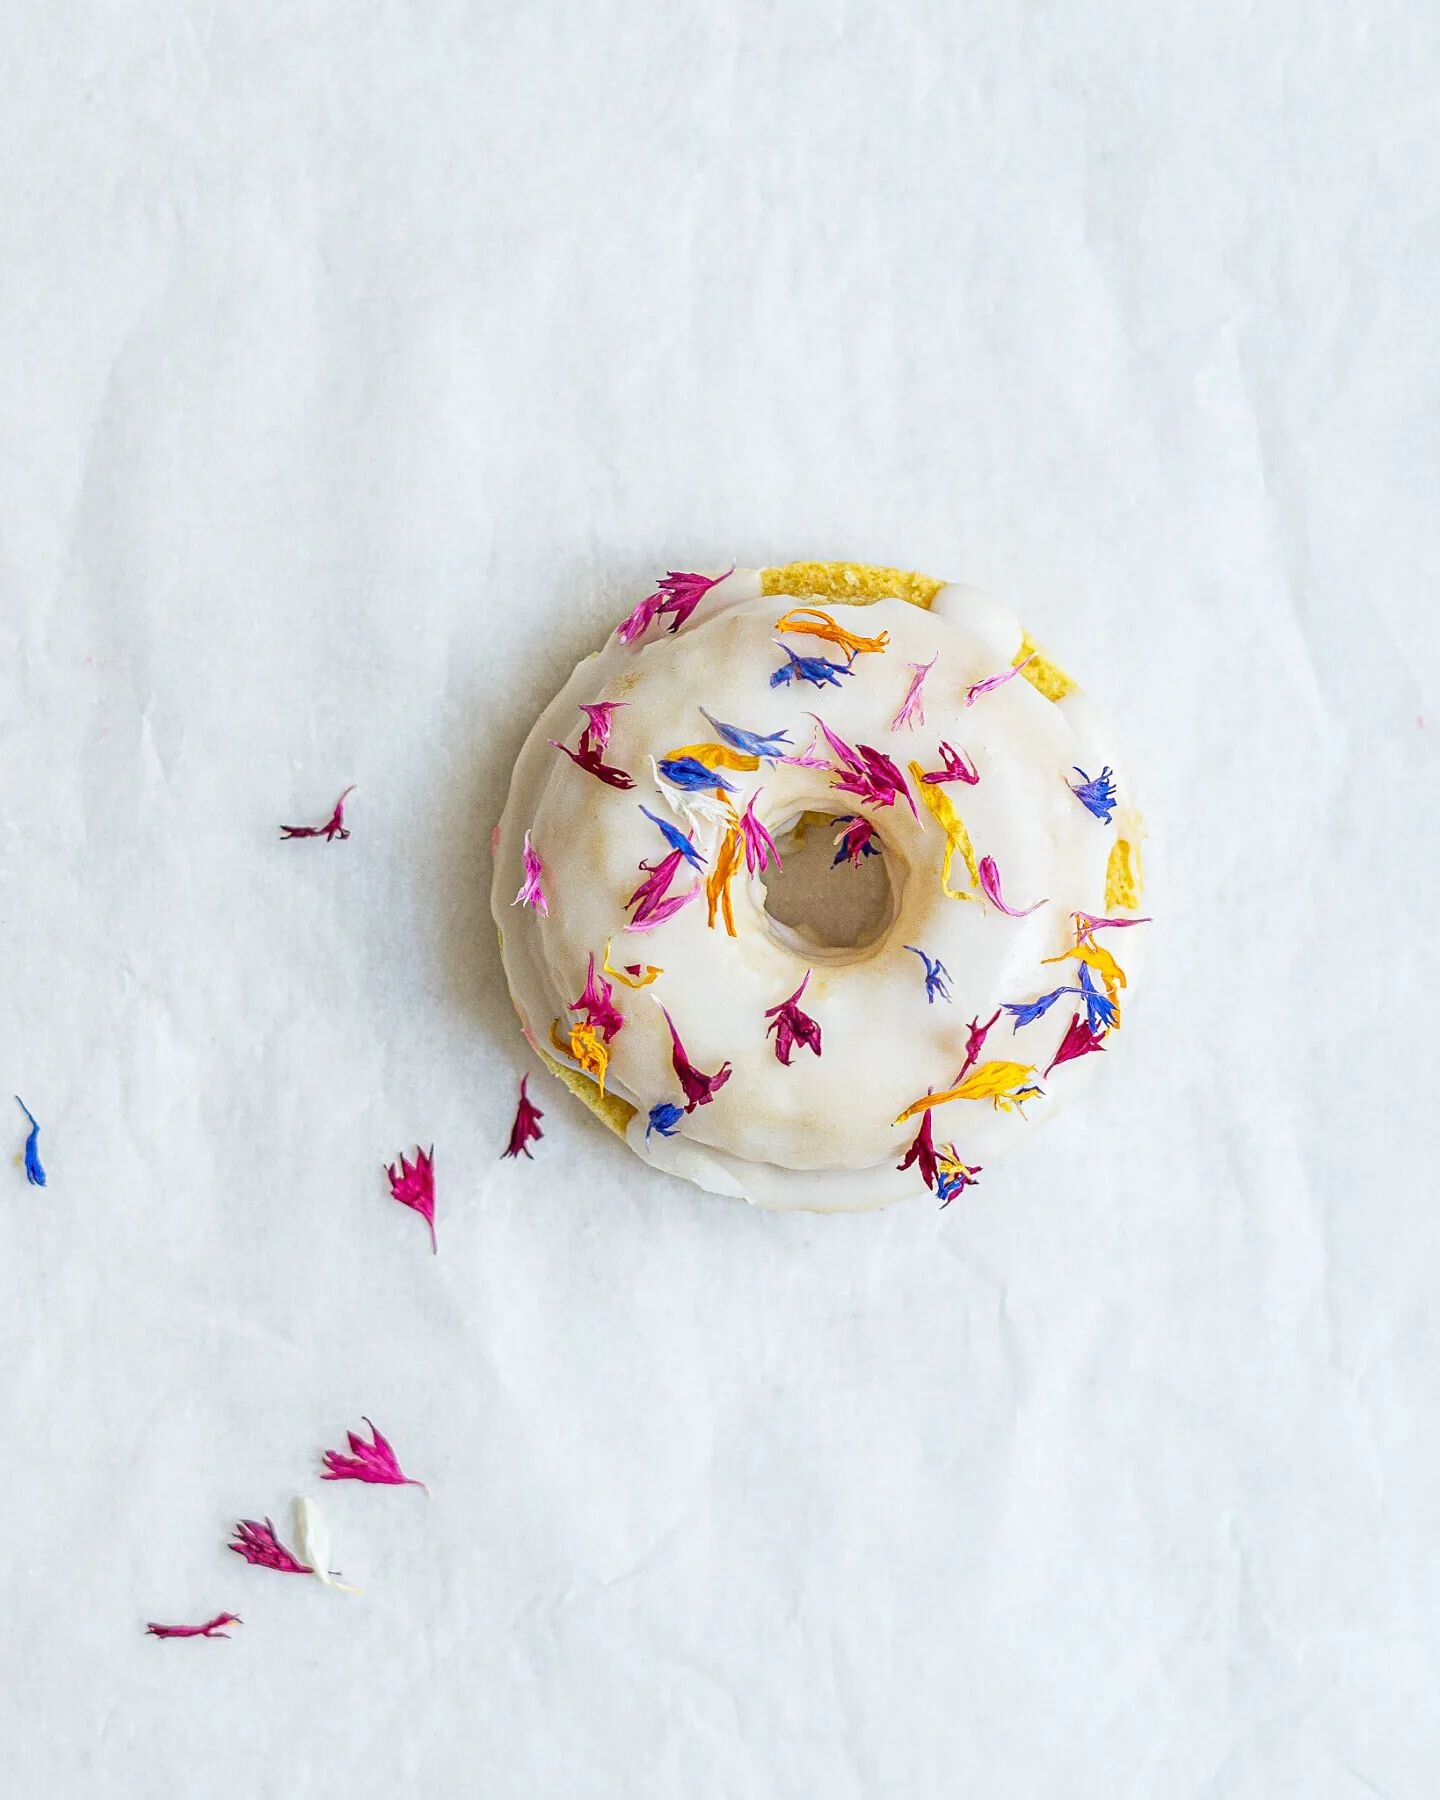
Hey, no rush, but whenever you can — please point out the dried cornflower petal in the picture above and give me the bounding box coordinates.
[977,854,1046,918]
[698,708,792,761]
[935,1150,982,1208]
[280,785,356,841]
[549,734,635,790]
[955,1009,1002,1082]
[502,1073,544,1159]
[291,1495,362,1595]
[647,1101,685,1140]
[639,805,706,869]
[1044,1013,1107,1078]
[810,716,915,814]
[577,701,627,750]
[14,1096,45,1187]
[772,606,890,662]
[659,1006,732,1111]
[322,1418,429,1493]
[904,945,952,1004]
[765,972,822,1065]
[512,831,548,915]
[895,1060,1040,1122]
[617,570,733,642]
[910,763,980,899]
[146,1612,242,1640]
[831,816,879,867]
[919,742,979,786]
[656,755,739,793]
[603,942,663,987]
[738,792,780,875]
[571,952,625,1043]
[897,1105,939,1192]
[705,822,745,936]
[890,655,937,731]
[1069,765,1117,824]
[228,1517,311,1576]
[965,653,1034,706]
[769,643,855,690]
[385,1145,436,1253]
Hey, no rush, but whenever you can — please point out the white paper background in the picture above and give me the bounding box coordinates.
[2,3,1438,1795]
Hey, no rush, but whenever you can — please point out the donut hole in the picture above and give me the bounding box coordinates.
[758,810,898,960]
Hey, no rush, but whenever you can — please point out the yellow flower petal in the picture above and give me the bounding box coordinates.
[909,761,980,899]
[705,825,744,936]
[550,1018,610,1095]
[894,1060,1038,1123]
[662,742,762,773]
[603,941,663,988]
[772,606,890,661]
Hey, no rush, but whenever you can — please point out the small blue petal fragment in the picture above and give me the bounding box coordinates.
[14,1096,45,1187]
[639,805,706,868]
[1001,987,1076,1030]
[903,945,953,1005]
[769,644,855,690]
[656,757,738,793]
[646,1102,685,1141]
[1077,960,1118,1032]
[698,708,791,761]
[1069,765,1117,825]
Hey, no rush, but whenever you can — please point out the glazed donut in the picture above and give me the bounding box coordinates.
[491,561,1148,1212]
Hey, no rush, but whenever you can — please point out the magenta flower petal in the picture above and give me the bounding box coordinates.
[578,701,627,751]
[739,792,781,875]
[622,884,700,931]
[502,1073,544,1159]
[280,785,356,841]
[1044,1012,1108,1078]
[228,1518,311,1575]
[897,1106,938,1192]
[321,1417,429,1493]
[549,737,636,790]
[919,742,979,786]
[977,854,1046,917]
[964,653,1034,706]
[512,830,549,915]
[954,1008,1002,1083]
[616,591,665,644]
[1073,911,1153,944]
[146,1612,242,1640]
[660,1006,732,1111]
[764,972,822,1066]
[385,1146,436,1253]
[890,655,937,731]
[570,952,625,1043]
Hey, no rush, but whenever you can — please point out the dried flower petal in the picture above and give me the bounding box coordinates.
[280,785,356,841]
[1044,1012,1107,1078]
[512,830,549,915]
[657,755,739,793]
[698,708,792,761]
[626,850,687,926]
[229,1517,311,1576]
[831,816,880,867]
[571,952,625,1043]
[603,942,663,987]
[897,1105,939,1191]
[1043,940,1127,1002]
[14,1095,45,1188]
[659,1006,732,1111]
[502,1073,545,1159]
[385,1145,436,1253]
[772,606,890,662]
[935,1149,982,1208]
[549,734,635,790]
[904,945,952,1004]
[895,1060,1040,1123]
[765,971,822,1065]
[578,701,627,750]
[769,643,855,690]
[552,1018,610,1094]
[648,762,736,830]
[617,570,733,644]
[909,762,980,899]
[705,822,745,936]
[146,1612,242,1640]
[890,655,938,731]
[1075,961,1119,1032]
[646,1101,685,1140]
[1002,986,1077,1029]
[322,1418,429,1493]
[977,854,1046,917]
[639,804,705,869]
[738,792,780,875]
[621,884,701,932]
[1072,911,1152,945]
[919,742,980,786]
[810,716,915,814]
[965,653,1034,706]
[1069,765,1117,824]
[292,1495,361,1595]
[955,1009,1002,1082]
[662,741,762,776]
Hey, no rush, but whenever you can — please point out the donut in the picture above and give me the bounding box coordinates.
[491,560,1148,1213]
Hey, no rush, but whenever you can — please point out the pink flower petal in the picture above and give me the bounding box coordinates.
[977,854,1047,917]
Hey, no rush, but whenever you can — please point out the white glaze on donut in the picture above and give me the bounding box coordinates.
[491,572,1144,1212]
